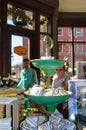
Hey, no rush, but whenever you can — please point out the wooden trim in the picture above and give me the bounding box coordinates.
[0,0,56,75]
[8,0,54,15]
[58,12,86,27]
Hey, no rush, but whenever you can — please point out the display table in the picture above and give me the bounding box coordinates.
[0,97,19,130]
[0,88,25,123]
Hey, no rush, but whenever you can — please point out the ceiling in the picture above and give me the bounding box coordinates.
[59,0,86,12]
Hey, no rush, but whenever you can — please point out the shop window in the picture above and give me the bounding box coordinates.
[57,27,86,75]
[7,4,35,30]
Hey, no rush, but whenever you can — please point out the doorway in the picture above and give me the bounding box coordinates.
[6,29,39,79]
[11,34,30,78]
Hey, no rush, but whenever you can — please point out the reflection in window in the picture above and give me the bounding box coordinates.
[40,15,49,33]
[7,4,34,30]
[11,35,30,78]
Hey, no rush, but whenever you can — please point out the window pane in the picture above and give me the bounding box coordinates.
[74,43,86,61]
[58,27,72,42]
[7,4,35,30]
[40,15,50,33]
[58,43,71,59]
[40,34,46,57]
[58,43,73,72]
[74,27,86,41]
[11,35,30,78]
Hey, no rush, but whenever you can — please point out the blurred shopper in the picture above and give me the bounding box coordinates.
[17,58,38,108]
[52,64,70,119]
[17,58,38,90]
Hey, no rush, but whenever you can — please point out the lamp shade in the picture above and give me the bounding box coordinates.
[14,46,27,56]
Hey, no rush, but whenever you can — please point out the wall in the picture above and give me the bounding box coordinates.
[59,0,86,12]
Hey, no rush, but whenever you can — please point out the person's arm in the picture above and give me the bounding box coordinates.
[17,70,26,90]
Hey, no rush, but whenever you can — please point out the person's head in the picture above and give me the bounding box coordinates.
[23,58,30,69]
[55,65,65,79]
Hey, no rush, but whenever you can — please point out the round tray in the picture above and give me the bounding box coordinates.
[25,92,71,113]
[31,59,65,75]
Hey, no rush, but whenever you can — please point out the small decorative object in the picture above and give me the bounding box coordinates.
[8,6,33,25]
[14,46,27,56]
[8,5,48,26]
[43,35,54,57]
[31,35,65,88]
[40,16,48,25]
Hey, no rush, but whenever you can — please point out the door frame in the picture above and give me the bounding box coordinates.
[3,26,39,76]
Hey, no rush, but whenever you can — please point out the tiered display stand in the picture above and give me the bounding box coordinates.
[23,35,72,129]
